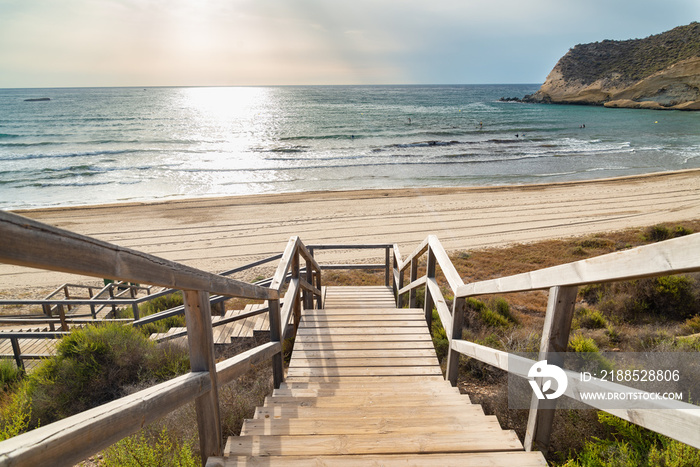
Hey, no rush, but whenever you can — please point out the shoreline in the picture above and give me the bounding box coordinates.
[13,168,700,215]
[3,169,700,295]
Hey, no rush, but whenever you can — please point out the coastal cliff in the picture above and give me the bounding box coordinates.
[524,22,700,110]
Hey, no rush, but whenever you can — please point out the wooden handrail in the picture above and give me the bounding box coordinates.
[0,212,276,301]
[456,233,700,298]
[392,233,700,454]
[0,371,211,466]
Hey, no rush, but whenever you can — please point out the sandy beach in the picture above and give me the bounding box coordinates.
[2,169,700,296]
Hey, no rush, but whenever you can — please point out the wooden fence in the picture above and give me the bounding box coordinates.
[394,234,700,453]
[2,208,700,464]
[0,211,321,466]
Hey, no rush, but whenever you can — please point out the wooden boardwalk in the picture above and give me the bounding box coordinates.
[207,286,546,466]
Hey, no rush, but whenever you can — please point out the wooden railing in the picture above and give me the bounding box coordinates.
[3,206,700,463]
[393,233,700,453]
[0,211,321,466]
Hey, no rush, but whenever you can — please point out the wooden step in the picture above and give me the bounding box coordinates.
[212,285,546,467]
[254,404,485,420]
[240,414,500,436]
[207,451,547,467]
[224,431,524,457]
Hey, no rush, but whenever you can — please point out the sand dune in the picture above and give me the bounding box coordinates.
[2,169,700,296]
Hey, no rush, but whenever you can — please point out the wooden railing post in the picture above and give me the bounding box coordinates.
[409,258,418,308]
[56,304,68,332]
[524,285,578,453]
[397,265,405,308]
[10,337,24,372]
[292,250,301,328]
[446,297,466,386]
[268,299,284,389]
[182,290,222,464]
[304,259,313,310]
[384,247,391,287]
[424,247,436,327]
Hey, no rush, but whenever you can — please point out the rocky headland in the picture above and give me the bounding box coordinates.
[523,22,700,110]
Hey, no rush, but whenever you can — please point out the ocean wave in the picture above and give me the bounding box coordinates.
[1,148,158,162]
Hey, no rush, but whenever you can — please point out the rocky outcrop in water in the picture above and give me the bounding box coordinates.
[524,22,700,110]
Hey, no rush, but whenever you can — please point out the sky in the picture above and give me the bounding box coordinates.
[0,0,698,88]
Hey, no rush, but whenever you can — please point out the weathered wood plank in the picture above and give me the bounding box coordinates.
[207,451,547,467]
[0,372,210,467]
[295,327,429,336]
[289,348,438,359]
[292,340,437,351]
[183,290,222,460]
[299,320,425,328]
[289,357,440,368]
[264,395,469,408]
[0,211,276,301]
[254,403,485,420]
[225,431,524,457]
[294,333,433,343]
[456,232,700,297]
[241,415,500,436]
[286,366,444,377]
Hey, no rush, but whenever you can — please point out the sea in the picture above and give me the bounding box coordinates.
[1,84,699,211]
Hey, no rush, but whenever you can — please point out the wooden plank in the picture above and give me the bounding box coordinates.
[0,211,276,301]
[183,290,222,460]
[271,386,461,397]
[457,232,700,298]
[427,278,451,331]
[289,348,438,359]
[286,366,444,377]
[269,237,298,291]
[303,308,420,315]
[264,395,469,408]
[289,357,440,367]
[292,342,437,352]
[525,285,578,452]
[282,375,447,385]
[428,236,464,292]
[299,320,426,329]
[208,451,547,467]
[225,431,524,457]
[295,327,429,336]
[0,372,210,467]
[216,342,281,387]
[241,415,500,436]
[254,403,485,420]
[295,334,433,343]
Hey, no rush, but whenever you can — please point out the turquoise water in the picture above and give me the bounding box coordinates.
[1,85,699,210]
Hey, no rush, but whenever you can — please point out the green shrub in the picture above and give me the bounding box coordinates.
[673,225,694,237]
[569,334,600,353]
[605,325,621,345]
[139,292,184,317]
[568,333,613,373]
[101,428,198,467]
[644,224,672,242]
[561,411,700,466]
[0,359,23,391]
[578,309,608,329]
[23,324,189,426]
[683,315,700,334]
[0,391,32,441]
[637,276,698,320]
[466,297,516,329]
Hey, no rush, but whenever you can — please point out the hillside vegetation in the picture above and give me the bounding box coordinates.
[558,22,700,86]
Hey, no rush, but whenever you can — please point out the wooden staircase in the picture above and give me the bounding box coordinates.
[206,286,547,466]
